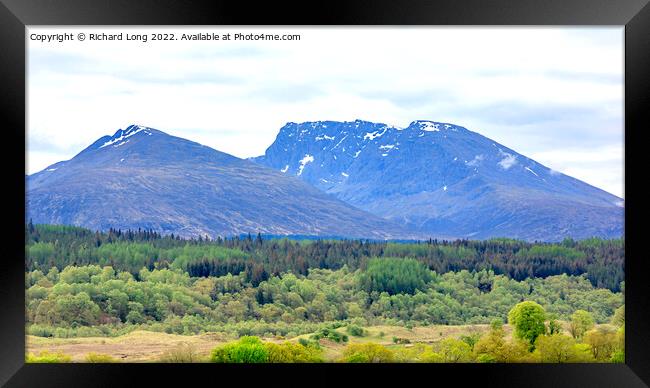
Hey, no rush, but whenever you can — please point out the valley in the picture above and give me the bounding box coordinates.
[24,122,625,363]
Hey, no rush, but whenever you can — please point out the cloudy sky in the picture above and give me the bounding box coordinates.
[27,27,624,198]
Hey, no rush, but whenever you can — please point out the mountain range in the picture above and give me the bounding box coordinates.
[27,121,624,241]
[26,125,411,239]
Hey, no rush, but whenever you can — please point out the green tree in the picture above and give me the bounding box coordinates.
[508,301,546,347]
[569,310,595,340]
[474,319,534,362]
[546,313,562,335]
[584,326,618,361]
[611,305,624,327]
[54,292,100,326]
[437,338,473,362]
[534,334,594,363]
[358,258,432,295]
[459,332,482,351]
[125,301,146,324]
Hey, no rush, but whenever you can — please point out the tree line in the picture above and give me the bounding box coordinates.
[26,223,625,291]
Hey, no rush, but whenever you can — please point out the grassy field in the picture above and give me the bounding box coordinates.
[27,331,230,362]
[27,323,521,362]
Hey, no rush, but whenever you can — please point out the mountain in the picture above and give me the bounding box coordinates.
[26,125,414,239]
[252,119,624,241]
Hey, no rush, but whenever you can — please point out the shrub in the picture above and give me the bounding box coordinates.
[27,324,54,338]
[310,328,348,343]
[476,353,497,363]
[610,350,625,363]
[298,338,321,349]
[341,343,394,363]
[346,325,365,337]
[84,352,120,363]
[392,337,410,344]
[265,342,324,363]
[420,349,445,363]
[159,342,202,363]
[210,336,268,363]
[26,351,72,363]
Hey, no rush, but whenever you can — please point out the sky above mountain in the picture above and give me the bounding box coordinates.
[28,27,623,197]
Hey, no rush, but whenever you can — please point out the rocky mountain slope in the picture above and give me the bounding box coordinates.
[252,119,624,241]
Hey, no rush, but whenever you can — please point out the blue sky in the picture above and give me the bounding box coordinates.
[27,27,624,198]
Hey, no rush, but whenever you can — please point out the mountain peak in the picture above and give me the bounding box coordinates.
[100,124,155,149]
[279,119,466,135]
[408,120,462,132]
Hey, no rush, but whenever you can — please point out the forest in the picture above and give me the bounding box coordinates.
[25,224,625,363]
[26,223,624,291]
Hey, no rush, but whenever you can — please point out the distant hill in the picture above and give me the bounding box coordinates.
[26,125,413,240]
[252,119,624,241]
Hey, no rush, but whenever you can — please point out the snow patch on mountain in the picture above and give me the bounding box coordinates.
[332,135,348,149]
[100,125,150,148]
[466,155,485,167]
[364,128,387,140]
[418,121,440,132]
[525,167,539,177]
[297,155,314,176]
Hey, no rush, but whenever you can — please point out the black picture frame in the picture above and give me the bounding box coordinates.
[1,0,648,386]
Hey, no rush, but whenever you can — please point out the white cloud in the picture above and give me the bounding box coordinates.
[27,26,623,197]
